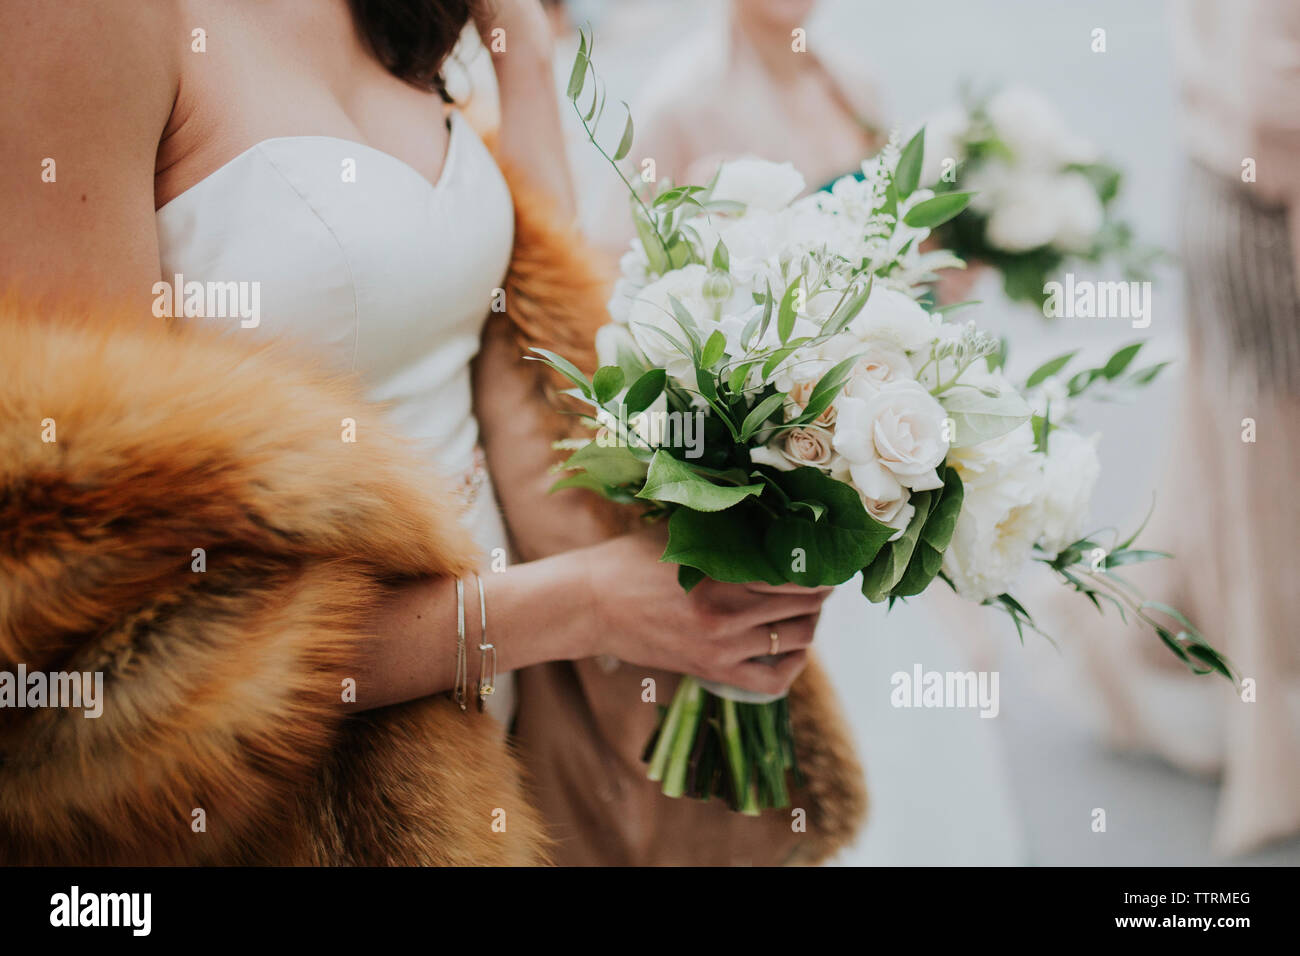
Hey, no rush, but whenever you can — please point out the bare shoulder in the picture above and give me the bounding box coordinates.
[0,0,181,131]
[0,0,185,306]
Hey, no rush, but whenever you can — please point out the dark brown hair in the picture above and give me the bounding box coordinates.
[347,0,480,95]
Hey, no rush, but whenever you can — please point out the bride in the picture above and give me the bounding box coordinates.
[0,0,863,864]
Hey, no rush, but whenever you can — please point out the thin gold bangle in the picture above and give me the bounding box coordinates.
[474,573,496,712]
[453,577,468,712]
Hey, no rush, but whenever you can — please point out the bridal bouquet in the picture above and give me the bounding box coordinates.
[919,86,1157,308]
[535,35,1231,815]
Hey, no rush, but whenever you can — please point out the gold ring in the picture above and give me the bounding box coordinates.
[769,630,780,655]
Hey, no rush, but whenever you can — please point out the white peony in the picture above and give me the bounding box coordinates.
[832,379,950,501]
[710,157,806,213]
[941,421,1046,602]
[845,287,941,354]
[625,265,716,382]
[1035,429,1100,557]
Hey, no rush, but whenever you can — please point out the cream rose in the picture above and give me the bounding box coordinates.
[751,426,834,472]
[832,380,950,501]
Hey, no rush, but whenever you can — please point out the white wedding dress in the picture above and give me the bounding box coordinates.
[156,110,518,723]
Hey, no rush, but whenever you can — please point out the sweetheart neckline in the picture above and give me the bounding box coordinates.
[156,112,462,215]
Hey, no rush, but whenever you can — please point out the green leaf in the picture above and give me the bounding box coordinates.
[677,564,707,593]
[592,365,625,404]
[624,368,666,415]
[895,127,925,199]
[712,239,730,273]
[894,467,963,597]
[613,105,634,161]
[760,337,811,381]
[700,329,727,369]
[794,353,859,425]
[903,191,974,229]
[1102,342,1143,379]
[822,277,873,338]
[1025,350,1078,389]
[637,450,765,512]
[1103,549,1171,568]
[1129,361,1169,386]
[777,277,800,344]
[861,490,933,602]
[565,30,588,100]
[942,388,1032,447]
[663,507,785,585]
[526,347,591,397]
[561,440,649,485]
[728,360,758,396]
[666,294,703,356]
[761,467,895,585]
[739,391,787,442]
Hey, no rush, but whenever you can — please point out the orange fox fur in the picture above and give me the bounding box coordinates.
[0,168,863,865]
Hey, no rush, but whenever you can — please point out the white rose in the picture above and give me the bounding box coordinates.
[752,426,835,471]
[821,335,914,398]
[625,264,714,382]
[828,457,915,541]
[832,380,950,501]
[1052,172,1105,253]
[1035,429,1100,558]
[710,157,806,213]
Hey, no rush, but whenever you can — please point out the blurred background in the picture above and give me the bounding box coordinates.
[457,0,1300,864]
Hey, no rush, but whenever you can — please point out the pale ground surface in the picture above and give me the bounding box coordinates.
[548,0,1300,865]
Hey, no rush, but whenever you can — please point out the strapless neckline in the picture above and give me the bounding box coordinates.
[157,113,462,214]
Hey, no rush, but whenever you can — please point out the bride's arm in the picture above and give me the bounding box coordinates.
[0,1,178,308]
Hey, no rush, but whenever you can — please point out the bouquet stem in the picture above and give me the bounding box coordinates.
[645,675,799,814]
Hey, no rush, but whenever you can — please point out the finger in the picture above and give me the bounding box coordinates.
[741,581,836,596]
[719,650,809,697]
[740,613,818,660]
[731,592,827,631]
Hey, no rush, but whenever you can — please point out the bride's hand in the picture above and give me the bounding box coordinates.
[579,527,831,696]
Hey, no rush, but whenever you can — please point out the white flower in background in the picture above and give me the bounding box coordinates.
[1026,373,1071,421]
[942,421,1046,601]
[986,86,1100,170]
[917,107,970,187]
[710,158,806,213]
[625,264,714,381]
[1052,171,1105,253]
[983,172,1062,252]
[1035,429,1100,558]
[832,379,949,501]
